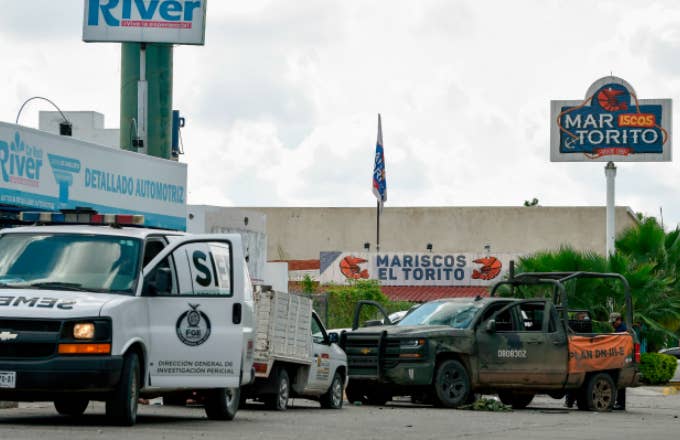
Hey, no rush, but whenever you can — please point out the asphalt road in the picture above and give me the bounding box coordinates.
[1,387,679,440]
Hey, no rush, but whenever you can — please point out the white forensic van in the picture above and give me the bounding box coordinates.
[242,287,346,410]
[0,213,256,425]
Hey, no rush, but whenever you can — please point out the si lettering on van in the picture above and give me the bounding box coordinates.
[88,0,202,27]
[190,246,231,294]
[0,296,75,310]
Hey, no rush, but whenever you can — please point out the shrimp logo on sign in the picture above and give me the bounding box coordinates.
[176,303,211,346]
[471,256,502,281]
[340,256,369,280]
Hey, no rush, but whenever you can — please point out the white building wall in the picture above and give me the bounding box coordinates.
[248,206,638,260]
[39,111,120,148]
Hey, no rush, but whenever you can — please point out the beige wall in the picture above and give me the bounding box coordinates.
[248,207,638,260]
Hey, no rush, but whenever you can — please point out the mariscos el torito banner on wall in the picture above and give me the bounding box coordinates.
[319,252,519,286]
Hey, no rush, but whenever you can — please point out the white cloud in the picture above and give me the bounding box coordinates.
[2,0,680,231]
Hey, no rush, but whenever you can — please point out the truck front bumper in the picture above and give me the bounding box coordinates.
[349,360,434,386]
[382,360,435,385]
[0,356,123,400]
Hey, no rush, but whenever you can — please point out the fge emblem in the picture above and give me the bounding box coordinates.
[176,304,211,346]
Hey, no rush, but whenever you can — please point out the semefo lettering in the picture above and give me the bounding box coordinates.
[0,296,75,310]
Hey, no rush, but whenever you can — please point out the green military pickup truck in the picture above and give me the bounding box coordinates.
[341,271,640,411]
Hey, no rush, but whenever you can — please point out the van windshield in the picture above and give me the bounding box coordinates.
[397,301,480,329]
[0,233,142,295]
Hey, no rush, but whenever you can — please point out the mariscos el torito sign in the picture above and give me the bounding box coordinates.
[550,76,672,162]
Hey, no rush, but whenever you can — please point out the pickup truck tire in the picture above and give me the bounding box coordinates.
[320,371,344,409]
[433,359,471,408]
[365,389,391,406]
[580,373,616,412]
[54,397,89,416]
[343,382,389,405]
[105,352,140,426]
[345,382,364,404]
[204,387,240,420]
[265,368,290,411]
[498,391,534,409]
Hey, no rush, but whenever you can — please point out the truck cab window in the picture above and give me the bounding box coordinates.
[518,302,546,332]
[311,314,326,344]
[481,302,513,332]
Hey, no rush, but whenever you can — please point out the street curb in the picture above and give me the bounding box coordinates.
[0,401,18,409]
[661,384,679,395]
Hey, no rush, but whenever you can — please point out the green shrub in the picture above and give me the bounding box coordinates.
[325,280,388,329]
[323,280,415,329]
[640,353,678,384]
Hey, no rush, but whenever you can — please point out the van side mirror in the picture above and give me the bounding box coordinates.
[328,332,339,344]
[363,319,383,327]
[485,319,496,333]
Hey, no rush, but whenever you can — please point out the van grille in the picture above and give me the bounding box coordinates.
[0,319,62,359]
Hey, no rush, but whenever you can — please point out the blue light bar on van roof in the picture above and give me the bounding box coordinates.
[18,211,144,226]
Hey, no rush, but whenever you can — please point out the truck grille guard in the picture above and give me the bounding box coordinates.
[341,330,389,380]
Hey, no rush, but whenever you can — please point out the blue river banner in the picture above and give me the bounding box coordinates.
[0,122,187,230]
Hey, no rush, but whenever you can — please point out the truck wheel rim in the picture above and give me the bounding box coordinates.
[441,366,465,401]
[278,379,289,409]
[592,379,613,410]
[331,377,343,407]
[226,389,236,411]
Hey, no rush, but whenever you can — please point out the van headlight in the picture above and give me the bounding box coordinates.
[73,323,95,339]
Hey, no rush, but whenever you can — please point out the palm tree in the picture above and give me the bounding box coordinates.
[511,219,680,352]
[614,217,680,349]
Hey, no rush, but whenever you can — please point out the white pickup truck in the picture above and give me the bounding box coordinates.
[242,287,346,410]
[0,213,256,425]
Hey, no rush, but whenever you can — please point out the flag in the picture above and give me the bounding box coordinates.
[372,114,387,211]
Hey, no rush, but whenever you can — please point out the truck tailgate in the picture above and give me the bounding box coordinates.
[568,333,635,374]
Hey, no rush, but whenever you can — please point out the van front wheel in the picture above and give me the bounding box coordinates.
[105,352,140,426]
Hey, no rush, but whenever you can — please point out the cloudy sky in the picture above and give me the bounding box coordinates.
[2,1,680,227]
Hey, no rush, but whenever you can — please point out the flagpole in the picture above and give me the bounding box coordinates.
[376,200,380,252]
[373,113,385,253]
